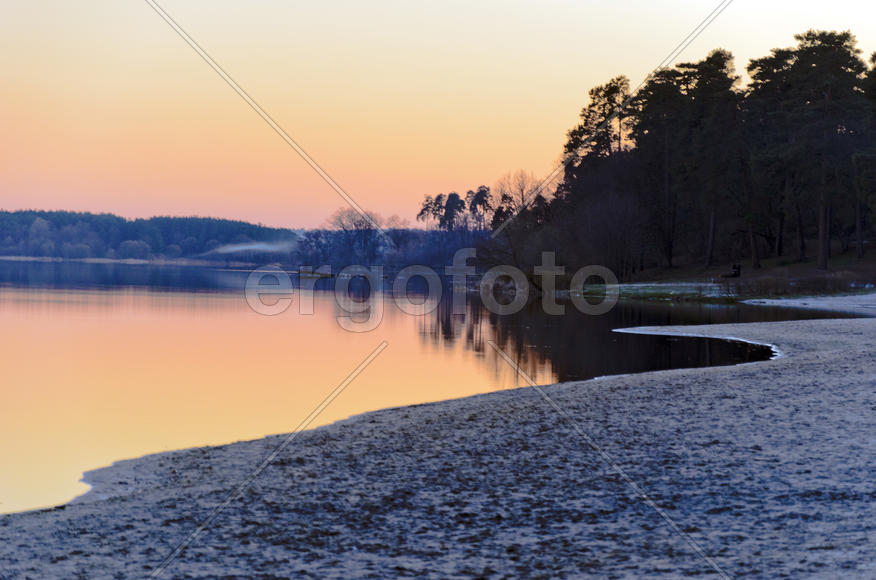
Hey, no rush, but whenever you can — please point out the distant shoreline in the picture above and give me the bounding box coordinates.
[0,254,252,268]
[3,255,875,304]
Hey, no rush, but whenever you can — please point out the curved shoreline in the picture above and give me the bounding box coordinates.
[614,327,785,360]
[2,293,874,578]
[67,331,780,512]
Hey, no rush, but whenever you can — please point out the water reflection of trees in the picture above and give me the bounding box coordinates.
[418,297,799,385]
[0,260,247,292]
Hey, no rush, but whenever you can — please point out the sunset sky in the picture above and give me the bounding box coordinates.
[2,1,875,228]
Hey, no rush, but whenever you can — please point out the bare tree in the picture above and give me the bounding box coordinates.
[325,207,384,262]
[494,170,548,213]
[325,207,382,232]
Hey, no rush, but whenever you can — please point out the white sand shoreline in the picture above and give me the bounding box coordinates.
[1,293,874,578]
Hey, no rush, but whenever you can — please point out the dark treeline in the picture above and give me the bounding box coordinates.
[461,30,876,281]
[0,208,486,272]
[0,210,297,261]
[295,208,487,271]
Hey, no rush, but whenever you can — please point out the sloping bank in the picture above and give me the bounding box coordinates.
[1,294,874,578]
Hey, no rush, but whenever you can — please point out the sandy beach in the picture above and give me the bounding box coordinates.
[1,293,874,578]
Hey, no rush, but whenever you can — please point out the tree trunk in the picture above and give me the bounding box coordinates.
[817,158,829,269]
[852,155,867,259]
[817,201,828,270]
[796,203,807,262]
[741,147,762,270]
[818,92,831,270]
[618,115,623,154]
[775,211,784,257]
[827,205,832,259]
[663,131,674,268]
[704,208,716,268]
[777,177,791,258]
[748,221,761,270]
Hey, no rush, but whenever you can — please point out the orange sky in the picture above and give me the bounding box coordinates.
[2,1,874,228]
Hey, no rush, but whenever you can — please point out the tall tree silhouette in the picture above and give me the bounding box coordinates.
[787,31,868,269]
[483,29,876,282]
[629,69,688,267]
[677,49,741,267]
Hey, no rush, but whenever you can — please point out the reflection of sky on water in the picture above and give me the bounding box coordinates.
[0,264,850,513]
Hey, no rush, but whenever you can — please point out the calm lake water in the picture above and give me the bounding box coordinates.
[0,261,847,513]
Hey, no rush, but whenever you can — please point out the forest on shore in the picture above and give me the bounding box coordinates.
[0,211,297,262]
[0,208,482,272]
[457,30,876,281]
[3,30,876,283]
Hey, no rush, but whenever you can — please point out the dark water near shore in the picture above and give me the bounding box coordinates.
[0,260,852,513]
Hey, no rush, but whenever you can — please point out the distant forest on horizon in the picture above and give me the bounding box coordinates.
[3,29,876,281]
[0,208,484,271]
[0,210,298,262]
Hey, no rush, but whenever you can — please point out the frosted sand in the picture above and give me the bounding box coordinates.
[1,294,874,578]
